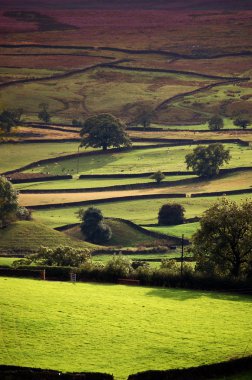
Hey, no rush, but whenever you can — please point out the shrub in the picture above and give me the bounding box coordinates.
[158,203,185,226]
[13,246,90,268]
[105,254,133,279]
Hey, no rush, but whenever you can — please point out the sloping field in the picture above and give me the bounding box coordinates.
[33,193,252,228]
[0,278,251,380]
[26,144,252,176]
[0,68,212,123]
[0,220,96,253]
[0,142,79,173]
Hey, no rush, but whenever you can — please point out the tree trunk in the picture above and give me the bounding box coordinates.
[102,145,107,151]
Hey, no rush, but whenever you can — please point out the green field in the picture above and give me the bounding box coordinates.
[28,144,252,175]
[33,194,252,229]
[147,222,200,240]
[0,278,251,380]
[15,175,196,190]
[0,142,79,173]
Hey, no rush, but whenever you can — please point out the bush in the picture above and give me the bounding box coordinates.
[208,116,224,131]
[13,246,90,268]
[158,203,185,226]
[105,254,133,279]
[16,206,32,221]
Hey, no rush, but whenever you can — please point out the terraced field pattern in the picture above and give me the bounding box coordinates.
[0,1,252,379]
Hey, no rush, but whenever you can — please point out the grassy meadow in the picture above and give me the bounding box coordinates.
[0,142,79,173]
[26,144,252,176]
[33,193,252,229]
[1,278,251,380]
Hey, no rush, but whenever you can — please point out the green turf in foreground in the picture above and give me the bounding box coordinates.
[0,278,251,380]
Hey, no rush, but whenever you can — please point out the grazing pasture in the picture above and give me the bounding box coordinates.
[26,144,252,175]
[33,194,251,229]
[0,142,79,173]
[0,278,251,380]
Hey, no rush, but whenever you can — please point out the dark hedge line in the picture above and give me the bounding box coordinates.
[10,265,252,294]
[28,193,187,210]
[128,355,252,380]
[9,175,72,184]
[0,268,43,279]
[79,171,193,178]
[192,188,252,197]
[0,365,113,380]
[20,177,196,194]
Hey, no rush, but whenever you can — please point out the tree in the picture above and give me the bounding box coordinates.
[158,203,185,226]
[80,206,112,244]
[185,143,231,178]
[80,113,132,151]
[0,108,23,133]
[234,117,250,130]
[149,171,165,184]
[0,176,19,228]
[38,103,51,123]
[133,104,155,130]
[193,198,252,278]
[208,116,224,131]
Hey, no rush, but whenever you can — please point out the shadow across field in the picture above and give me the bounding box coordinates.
[146,288,252,302]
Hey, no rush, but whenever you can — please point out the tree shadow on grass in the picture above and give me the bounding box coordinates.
[145,287,252,303]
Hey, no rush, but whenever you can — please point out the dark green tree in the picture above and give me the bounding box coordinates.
[0,176,19,228]
[134,104,155,130]
[208,116,224,131]
[38,103,51,124]
[0,108,23,133]
[234,117,250,130]
[158,203,185,226]
[80,113,132,151]
[149,171,166,184]
[193,198,252,278]
[185,143,230,178]
[80,206,112,244]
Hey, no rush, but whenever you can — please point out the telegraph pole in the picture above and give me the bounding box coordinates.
[77,145,80,174]
[180,234,184,278]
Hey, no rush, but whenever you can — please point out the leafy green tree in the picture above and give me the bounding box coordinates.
[185,143,230,178]
[0,108,23,133]
[80,113,132,151]
[134,104,155,130]
[80,206,112,244]
[149,171,166,184]
[38,103,51,123]
[0,176,18,228]
[208,116,224,131]
[14,245,90,267]
[158,203,185,226]
[234,117,250,130]
[193,198,252,278]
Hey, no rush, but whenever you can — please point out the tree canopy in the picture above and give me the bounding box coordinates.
[158,203,185,226]
[0,176,19,228]
[0,108,23,133]
[193,198,252,278]
[80,113,132,151]
[208,116,224,131]
[234,117,250,130]
[185,143,231,178]
[80,206,112,244]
